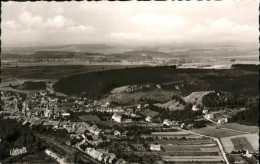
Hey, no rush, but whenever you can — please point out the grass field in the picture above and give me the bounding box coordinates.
[192,126,244,138]
[219,123,259,133]
[162,155,224,162]
[231,137,253,150]
[220,133,258,153]
[162,144,218,152]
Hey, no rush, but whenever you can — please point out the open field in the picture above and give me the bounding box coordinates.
[162,144,218,152]
[150,131,203,139]
[192,126,245,138]
[1,65,144,82]
[219,123,259,133]
[183,91,213,105]
[220,133,258,153]
[231,137,253,150]
[154,100,185,111]
[162,155,224,162]
[140,109,159,117]
[102,88,178,105]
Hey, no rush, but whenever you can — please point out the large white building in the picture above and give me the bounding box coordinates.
[112,113,122,123]
[150,144,161,151]
[192,105,200,111]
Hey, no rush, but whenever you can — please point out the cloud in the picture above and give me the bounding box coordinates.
[190,17,256,42]
[131,13,184,28]
[18,11,43,28]
[44,15,73,29]
[206,17,233,28]
[2,20,20,29]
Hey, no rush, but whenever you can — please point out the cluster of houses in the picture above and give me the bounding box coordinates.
[84,148,126,164]
[205,113,228,124]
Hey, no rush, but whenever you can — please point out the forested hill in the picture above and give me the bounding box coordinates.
[53,66,258,98]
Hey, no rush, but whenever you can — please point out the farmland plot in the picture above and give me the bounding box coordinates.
[221,133,258,153]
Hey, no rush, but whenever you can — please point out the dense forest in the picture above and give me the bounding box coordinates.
[0,119,46,162]
[229,103,259,126]
[202,91,247,108]
[231,64,259,71]
[15,81,46,90]
[53,66,258,98]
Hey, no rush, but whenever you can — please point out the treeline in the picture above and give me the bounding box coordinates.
[18,81,46,90]
[229,103,259,126]
[231,64,259,70]
[53,66,258,98]
[202,91,247,108]
[171,95,186,105]
[149,103,202,124]
[54,66,179,98]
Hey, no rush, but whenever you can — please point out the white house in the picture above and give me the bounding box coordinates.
[145,116,152,122]
[205,113,214,119]
[192,105,200,111]
[217,118,228,124]
[61,113,70,117]
[112,113,122,123]
[163,119,171,126]
[245,150,253,158]
[150,144,161,151]
[202,109,208,114]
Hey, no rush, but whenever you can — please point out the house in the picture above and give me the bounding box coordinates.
[136,104,142,110]
[245,150,253,158]
[112,113,122,123]
[145,116,152,122]
[114,130,121,136]
[61,113,70,117]
[124,119,132,123]
[88,125,98,134]
[108,156,117,164]
[94,128,102,135]
[192,105,200,111]
[180,123,185,129]
[187,124,193,129]
[163,119,172,126]
[89,149,103,160]
[202,109,208,114]
[150,144,161,151]
[205,113,214,119]
[218,118,228,124]
[103,102,110,107]
[103,155,110,163]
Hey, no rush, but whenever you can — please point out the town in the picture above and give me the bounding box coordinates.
[1,79,258,164]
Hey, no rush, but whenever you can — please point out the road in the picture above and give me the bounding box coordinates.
[175,127,230,164]
[203,116,218,124]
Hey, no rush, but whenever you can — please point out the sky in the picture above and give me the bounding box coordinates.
[1,1,258,47]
